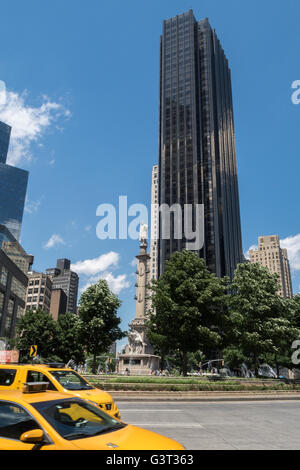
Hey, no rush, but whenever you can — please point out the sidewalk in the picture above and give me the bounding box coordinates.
[110,390,300,402]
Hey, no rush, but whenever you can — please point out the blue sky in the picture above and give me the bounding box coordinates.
[0,0,299,351]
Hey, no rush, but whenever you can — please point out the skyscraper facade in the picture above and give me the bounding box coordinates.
[249,235,293,299]
[150,165,159,281]
[25,272,53,313]
[0,121,11,164]
[46,259,79,314]
[0,224,17,249]
[0,248,28,339]
[49,288,67,321]
[158,10,243,279]
[1,240,34,274]
[0,121,29,241]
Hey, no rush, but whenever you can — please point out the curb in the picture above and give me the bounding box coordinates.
[109,392,300,402]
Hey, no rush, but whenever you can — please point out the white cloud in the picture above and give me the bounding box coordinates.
[0,88,70,166]
[103,273,130,294]
[280,234,300,271]
[24,198,41,214]
[71,252,119,276]
[130,257,138,267]
[84,225,92,232]
[244,244,258,260]
[75,252,131,295]
[80,272,130,295]
[43,234,65,249]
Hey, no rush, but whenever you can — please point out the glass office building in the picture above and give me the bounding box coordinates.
[0,224,17,249]
[0,248,28,339]
[158,10,243,279]
[0,121,11,164]
[0,121,28,241]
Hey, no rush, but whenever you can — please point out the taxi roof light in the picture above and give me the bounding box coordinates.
[44,363,66,369]
[22,382,49,394]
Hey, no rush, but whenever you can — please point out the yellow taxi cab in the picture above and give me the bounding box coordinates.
[0,384,184,450]
[0,363,120,419]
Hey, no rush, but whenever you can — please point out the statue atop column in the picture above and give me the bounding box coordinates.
[118,223,160,375]
[139,222,148,244]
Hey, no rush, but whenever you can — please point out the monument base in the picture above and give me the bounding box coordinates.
[118,354,160,376]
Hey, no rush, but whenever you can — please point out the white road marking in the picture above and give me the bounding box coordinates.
[118,400,300,405]
[119,409,182,412]
[129,423,204,428]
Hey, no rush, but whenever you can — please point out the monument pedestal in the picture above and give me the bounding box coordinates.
[118,233,160,375]
[118,353,160,376]
[118,317,160,375]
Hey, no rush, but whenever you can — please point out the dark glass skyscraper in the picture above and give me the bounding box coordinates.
[0,121,28,241]
[158,10,243,279]
[0,121,11,164]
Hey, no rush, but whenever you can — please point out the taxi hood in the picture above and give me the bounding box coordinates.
[68,387,113,404]
[71,424,184,450]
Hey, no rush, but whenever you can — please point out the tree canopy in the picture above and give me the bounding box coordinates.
[78,279,125,373]
[15,309,59,362]
[223,262,299,376]
[147,250,228,375]
[56,313,85,364]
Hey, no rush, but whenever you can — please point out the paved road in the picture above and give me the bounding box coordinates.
[118,400,300,450]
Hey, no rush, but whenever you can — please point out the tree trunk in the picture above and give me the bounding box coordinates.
[254,352,259,377]
[182,351,188,377]
[160,354,165,370]
[92,352,97,374]
[275,354,280,378]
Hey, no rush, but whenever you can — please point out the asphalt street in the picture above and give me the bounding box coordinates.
[118,400,300,450]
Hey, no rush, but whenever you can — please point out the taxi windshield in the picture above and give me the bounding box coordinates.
[32,398,125,441]
[50,370,94,391]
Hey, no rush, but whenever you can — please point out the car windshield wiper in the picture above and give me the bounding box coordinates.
[64,424,127,440]
[64,432,93,440]
[64,384,92,390]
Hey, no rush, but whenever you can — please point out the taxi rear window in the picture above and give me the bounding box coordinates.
[0,369,17,386]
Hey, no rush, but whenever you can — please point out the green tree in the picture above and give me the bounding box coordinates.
[147,250,228,376]
[56,313,85,365]
[224,263,298,376]
[291,295,300,329]
[86,352,116,374]
[78,279,126,373]
[278,295,300,374]
[15,309,59,362]
[222,346,246,372]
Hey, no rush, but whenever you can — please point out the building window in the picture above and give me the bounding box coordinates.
[0,266,8,287]
[11,277,26,301]
[16,304,24,320]
[4,299,14,337]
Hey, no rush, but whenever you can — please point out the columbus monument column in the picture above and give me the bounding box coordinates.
[118,223,160,375]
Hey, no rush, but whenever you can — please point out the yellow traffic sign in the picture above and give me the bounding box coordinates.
[30,345,38,358]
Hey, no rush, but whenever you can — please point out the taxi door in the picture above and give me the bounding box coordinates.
[0,437,35,450]
[0,400,46,450]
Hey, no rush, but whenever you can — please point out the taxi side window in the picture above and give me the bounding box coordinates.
[26,371,57,391]
[0,369,17,386]
[0,402,41,440]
